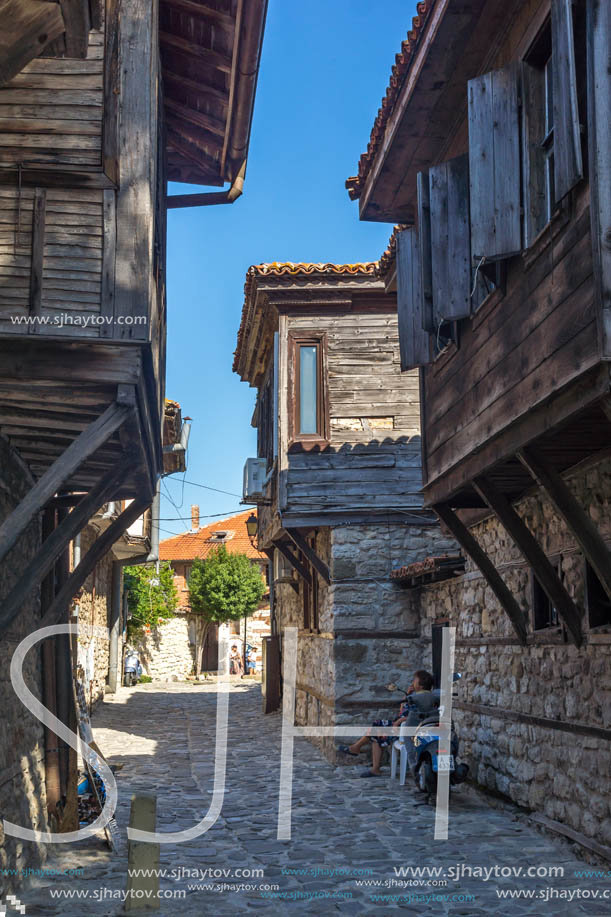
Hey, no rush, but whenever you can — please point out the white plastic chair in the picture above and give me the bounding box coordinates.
[390,722,410,785]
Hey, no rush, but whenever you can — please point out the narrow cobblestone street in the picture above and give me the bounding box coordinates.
[20,682,611,916]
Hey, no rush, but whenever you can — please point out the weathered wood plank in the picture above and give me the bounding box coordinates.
[468,64,521,260]
[518,445,611,609]
[100,188,116,335]
[552,0,583,202]
[0,461,127,636]
[0,0,65,87]
[587,0,611,357]
[28,187,46,322]
[434,502,528,644]
[473,475,582,646]
[40,496,150,629]
[0,402,130,565]
[396,228,429,370]
[417,170,434,332]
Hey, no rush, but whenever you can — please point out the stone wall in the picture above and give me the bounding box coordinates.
[274,521,456,759]
[0,436,48,894]
[76,526,112,710]
[417,456,611,844]
[133,614,196,681]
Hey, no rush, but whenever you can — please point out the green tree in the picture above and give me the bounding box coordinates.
[188,547,266,675]
[124,562,178,637]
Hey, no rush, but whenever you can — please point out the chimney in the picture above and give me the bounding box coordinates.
[191,505,200,531]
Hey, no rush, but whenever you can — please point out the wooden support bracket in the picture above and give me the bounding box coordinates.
[473,476,582,646]
[40,497,150,629]
[518,446,611,608]
[0,401,131,568]
[434,502,528,645]
[273,540,311,586]
[0,460,131,637]
[285,528,331,585]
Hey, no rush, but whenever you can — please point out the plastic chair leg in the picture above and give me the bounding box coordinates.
[399,747,408,786]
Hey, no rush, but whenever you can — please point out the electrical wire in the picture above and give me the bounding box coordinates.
[163,477,242,498]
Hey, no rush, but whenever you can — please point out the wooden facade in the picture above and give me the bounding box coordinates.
[351,0,611,658]
[0,0,267,632]
[234,263,430,546]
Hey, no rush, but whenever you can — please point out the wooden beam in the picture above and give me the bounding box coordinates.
[161,0,234,29]
[518,445,611,607]
[285,528,331,585]
[166,125,220,174]
[473,476,582,646]
[40,496,150,628]
[433,502,528,645]
[29,187,46,324]
[0,461,129,636]
[0,0,65,87]
[164,97,226,137]
[159,30,232,74]
[0,401,130,566]
[60,0,90,58]
[273,540,311,585]
[162,69,229,105]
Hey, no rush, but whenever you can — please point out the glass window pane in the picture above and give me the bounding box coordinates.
[299,345,318,434]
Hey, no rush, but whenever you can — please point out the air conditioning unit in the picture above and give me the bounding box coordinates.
[243,458,267,502]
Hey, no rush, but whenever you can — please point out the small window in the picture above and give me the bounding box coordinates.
[523,23,555,243]
[585,561,611,629]
[289,333,329,446]
[532,559,561,631]
[184,565,192,583]
[302,536,319,631]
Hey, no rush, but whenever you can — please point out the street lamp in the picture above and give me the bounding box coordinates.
[245,512,257,546]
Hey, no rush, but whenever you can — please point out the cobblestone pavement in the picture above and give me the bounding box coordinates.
[19,681,611,915]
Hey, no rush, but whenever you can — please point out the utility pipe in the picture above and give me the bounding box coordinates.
[166,162,245,210]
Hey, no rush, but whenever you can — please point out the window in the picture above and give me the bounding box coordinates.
[289,333,329,447]
[532,559,561,630]
[523,23,555,243]
[302,534,319,631]
[432,621,449,688]
[184,565,192,584]
[585,561,611,629]
[257,361,275,470]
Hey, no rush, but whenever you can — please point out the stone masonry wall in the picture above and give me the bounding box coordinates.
[0,436,48,895]
[274,521,456,760]
[76,526,112,710]
[134,614,196,681]
[418,456,611,844]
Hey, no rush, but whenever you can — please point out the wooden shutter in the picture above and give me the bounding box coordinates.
[468,64,521,261]
[552,0,583,202]
[396,228,430,371]
[417,171,434,333]
[587,0,611,355]
[429,154,471,322]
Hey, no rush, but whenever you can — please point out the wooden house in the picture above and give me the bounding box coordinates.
[348,0,611,848]
[234,262,456,755]
[0,0,267,882]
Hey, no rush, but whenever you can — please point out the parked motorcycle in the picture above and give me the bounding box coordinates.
[123,648,143,687]
[388,675,469,795]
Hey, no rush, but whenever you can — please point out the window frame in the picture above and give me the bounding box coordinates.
[288,332,330,450]
[530,557,563,632]
[584,558,611,631]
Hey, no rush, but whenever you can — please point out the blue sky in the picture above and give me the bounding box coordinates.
[161,0,417,537]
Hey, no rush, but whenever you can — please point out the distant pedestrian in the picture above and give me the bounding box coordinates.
[229,644,243,676]
[247,648,257,675]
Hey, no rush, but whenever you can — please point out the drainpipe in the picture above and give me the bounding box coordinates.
[162,419,191,457]
[166,162,245,210]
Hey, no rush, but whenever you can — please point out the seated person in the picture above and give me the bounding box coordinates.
[339,670,437,777]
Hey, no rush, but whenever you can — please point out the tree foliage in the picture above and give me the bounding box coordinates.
[124,562,178,636]
[188,548,266,627]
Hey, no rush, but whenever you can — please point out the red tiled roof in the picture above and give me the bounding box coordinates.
[377,225,409,278]
[346,1,435,202]
[159,510,265,563]
[391,554,465,582]
[233,262,378,374]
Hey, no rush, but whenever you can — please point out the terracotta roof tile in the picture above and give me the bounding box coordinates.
[391,553,465,582]
[159,509,265,563]
[233,262,378,374]
[377,225,409,278]
[346,1,435,202]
